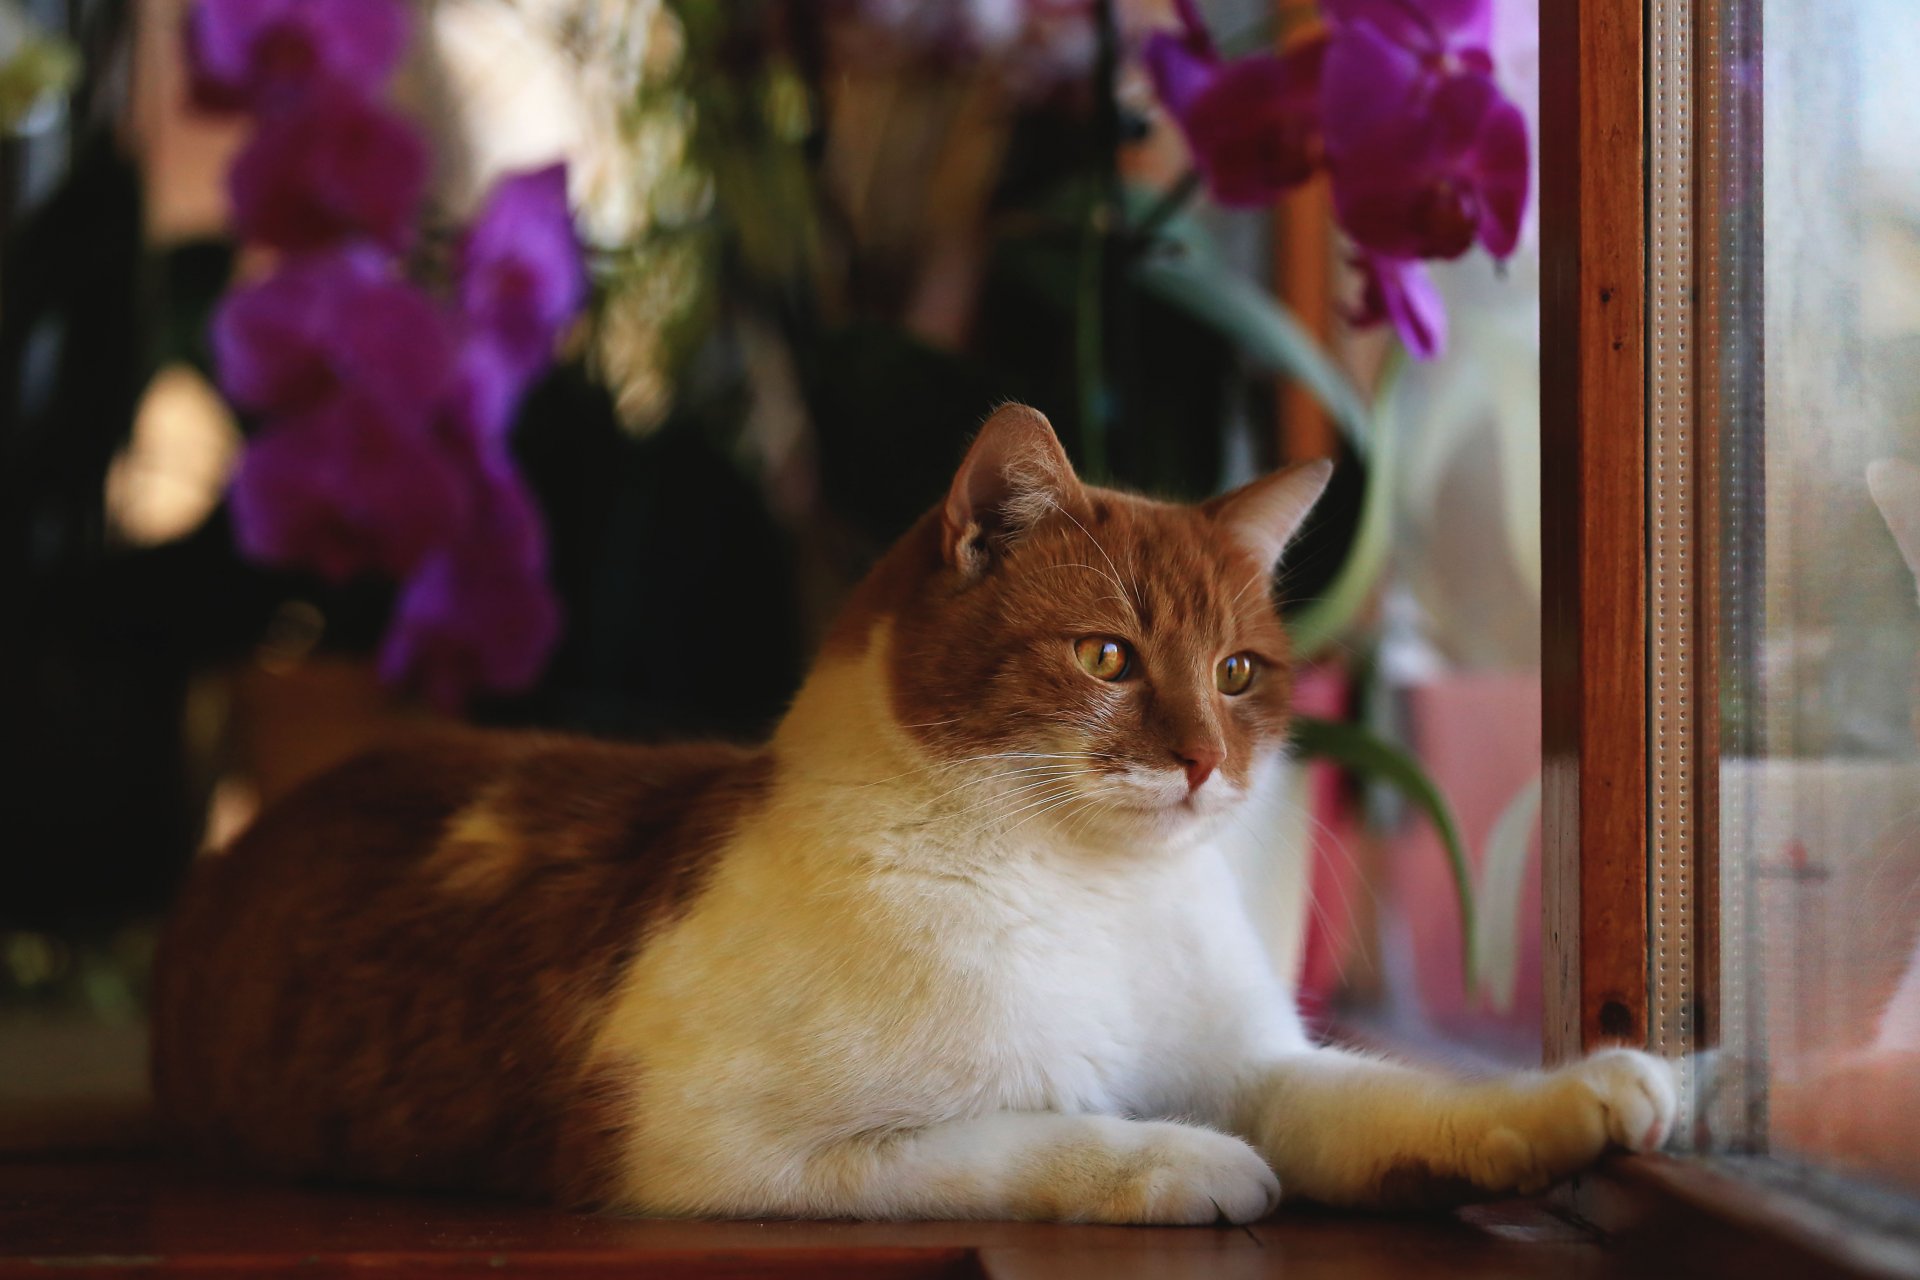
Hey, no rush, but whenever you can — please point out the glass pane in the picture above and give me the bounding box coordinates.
[1707,0,1920,1197]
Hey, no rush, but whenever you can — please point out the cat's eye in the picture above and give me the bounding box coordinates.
[1074,637,1132,681]
[1217,653,1256,696]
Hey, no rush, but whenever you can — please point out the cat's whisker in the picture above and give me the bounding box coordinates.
[1224,793,1371,991]
[1235,807,1345,988]
[984,783,1087,830]
[816,750,1115,794]
[925,770,1086,816]
[934,774,1091,824]
[1000,790,1093,838]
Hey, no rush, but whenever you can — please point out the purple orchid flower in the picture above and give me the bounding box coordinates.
[1320,0,1529,260]
[441,329,526,448]
[1142,0,1328,207]
[187,0,589,705]
[378,462,562,711]
[229,393,473,583]
[456,164,590,381]
[215,254,471,580]
[1350,253,1448,359]
[186,0,411,115]
[228,82,429,253]
[211,251,452,425]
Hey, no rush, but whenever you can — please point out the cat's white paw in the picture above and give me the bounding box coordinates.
[1470,1048,1679,1195]
[1058,1122,1280,1225]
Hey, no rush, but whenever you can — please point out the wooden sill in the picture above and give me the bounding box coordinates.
[1568,1153,1920,1280]
[0,1152,1605,1280]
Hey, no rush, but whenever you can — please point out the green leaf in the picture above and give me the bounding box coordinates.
[1291,713,1477,988]
[1286,350,1405,659]
[1132,239,1372,455]
[1474,771,1541,1014]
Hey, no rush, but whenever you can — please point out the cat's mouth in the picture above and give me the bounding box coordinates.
[1104,777,1226,818]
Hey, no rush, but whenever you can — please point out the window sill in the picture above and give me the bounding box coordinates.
[1569,1152,1920,1280]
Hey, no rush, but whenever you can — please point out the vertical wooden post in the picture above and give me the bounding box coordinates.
[1274,183,1337,462]
[1540,0,1650,1062]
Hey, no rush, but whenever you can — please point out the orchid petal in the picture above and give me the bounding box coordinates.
[378,463,560,708]
[187,0,410,114]
[1320,21,1427,157]
[1329,71,1528,260]
[230,395,470,581]
[228,83,429,253]
[1143,29,1217,119]
[1351,254,1448,359]
[1468,90,1530,257]
[1322,0,1492,54]
[1183,51,1324,205]
[457,164,588,378]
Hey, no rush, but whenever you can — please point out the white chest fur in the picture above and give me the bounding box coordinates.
[588,642,1308,1205]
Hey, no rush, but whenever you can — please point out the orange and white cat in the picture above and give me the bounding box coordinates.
[153,404,1674,1221]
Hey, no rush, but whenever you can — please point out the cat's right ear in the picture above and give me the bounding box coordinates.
[942,403,1079,578]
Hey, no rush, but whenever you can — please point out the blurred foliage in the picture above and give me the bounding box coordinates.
[4,0,1392,966]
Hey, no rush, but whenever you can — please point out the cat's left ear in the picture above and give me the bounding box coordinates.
[942,403,1081,578]
[1205,459,1334,568]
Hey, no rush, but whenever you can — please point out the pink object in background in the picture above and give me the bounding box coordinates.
[1387,672,1543,1060]
[1292,665,1366,1033]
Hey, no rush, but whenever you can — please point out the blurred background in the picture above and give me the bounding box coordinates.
[0,0,1548,1148]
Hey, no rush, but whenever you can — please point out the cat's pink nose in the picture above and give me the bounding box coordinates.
[1176,745,1224,792]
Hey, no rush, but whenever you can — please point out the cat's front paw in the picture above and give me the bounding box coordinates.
[1047,1121,1280,1225]
[1470,1048,1678,1196]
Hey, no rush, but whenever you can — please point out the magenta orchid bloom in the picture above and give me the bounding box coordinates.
[378,462,563,711]
[227,82,430,253]
[214,254,470,579]
[1139,0,1532,360]
[1142,0,1327,207]
[1350,253,1448,359]
[211,252,450,422]
[1321,0,1528,260]
[186,0,411,115]
[457,164,590,381]
[189,0,587,707]
[441,330,526,447]
[228,393,471,582]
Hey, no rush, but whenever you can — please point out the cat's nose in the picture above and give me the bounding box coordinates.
[1175,744,1224,792]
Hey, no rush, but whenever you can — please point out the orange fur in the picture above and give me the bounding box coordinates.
[153,732,770,1202]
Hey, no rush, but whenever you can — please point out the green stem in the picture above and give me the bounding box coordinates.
[1075,190,1107,480]
[1075,0,1123,481]
[1291,713,1479,992]
[1129,169,1204,255]
[1287,346,1407,659]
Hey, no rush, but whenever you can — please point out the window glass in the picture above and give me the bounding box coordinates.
[1708,0,1920,1196]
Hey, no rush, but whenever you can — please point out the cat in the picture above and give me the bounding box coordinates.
[152,403,1675,1222]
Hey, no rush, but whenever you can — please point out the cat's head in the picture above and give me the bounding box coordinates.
[829,403,1331,842]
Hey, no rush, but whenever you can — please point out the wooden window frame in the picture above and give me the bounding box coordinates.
[1540,0,1653,1065]
[1542,0,1920,1273]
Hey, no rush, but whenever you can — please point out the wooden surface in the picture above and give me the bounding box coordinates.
[1575,1154,1920,1280]
[0,1154,1622,1279]
[1274,181,1337,462]
[1539,0,1651,1062]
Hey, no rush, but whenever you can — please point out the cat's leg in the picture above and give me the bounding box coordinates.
[1230,1046,1677,1208]
[637,1112,1281,1223]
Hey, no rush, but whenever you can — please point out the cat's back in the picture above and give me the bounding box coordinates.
[151,728,770,1199]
